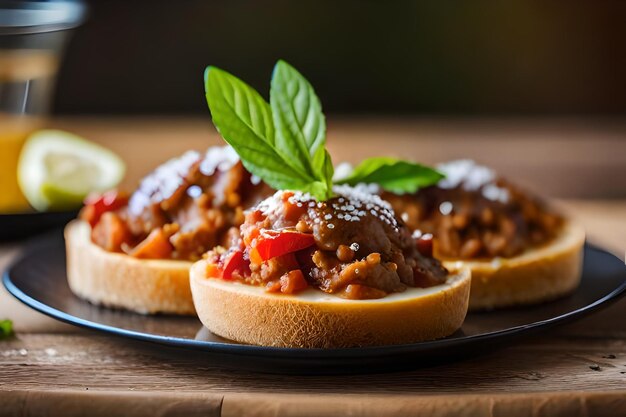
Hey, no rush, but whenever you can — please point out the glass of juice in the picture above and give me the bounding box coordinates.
[0,0,85,213]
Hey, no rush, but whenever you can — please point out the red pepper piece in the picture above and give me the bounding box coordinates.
[222,249,250,279]
[254,230,316,262]
[81,190,129,228]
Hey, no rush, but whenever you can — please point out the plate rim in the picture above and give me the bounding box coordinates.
[3,240,626,359]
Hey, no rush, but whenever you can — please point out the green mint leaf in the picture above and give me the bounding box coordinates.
[321,150,335,191]
[270,60,333,198]
[205,63,335,201]
[0,319,13,340]
[205,66,319,194]
[335,157,444,194]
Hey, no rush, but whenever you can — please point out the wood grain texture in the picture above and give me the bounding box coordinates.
[0,117,625,415]
[0,329,624,394]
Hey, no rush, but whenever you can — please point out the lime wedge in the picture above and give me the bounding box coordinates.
[17,130,125,211]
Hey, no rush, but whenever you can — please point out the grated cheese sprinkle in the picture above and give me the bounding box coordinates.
[437,159,509,203]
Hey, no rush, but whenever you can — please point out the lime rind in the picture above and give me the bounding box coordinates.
[17,130,126,211]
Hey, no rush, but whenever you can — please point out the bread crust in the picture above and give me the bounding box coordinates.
[65,220,195,315]
[444,221,585,311]
[190,262,471,348]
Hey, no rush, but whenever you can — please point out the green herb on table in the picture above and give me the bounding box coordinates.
[205,60,443,201]
[0,319,13,340]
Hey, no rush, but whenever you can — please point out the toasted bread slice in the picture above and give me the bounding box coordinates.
[65,220,195,315]
[443,221,585,311]
[190,262,471,348]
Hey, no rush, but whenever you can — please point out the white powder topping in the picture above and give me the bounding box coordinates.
[186,185,202,198]
[349,242,360,251]
[439,201,453,216]
[258,190,287,215]
[257,185,399,231]
[128,146,245,216]
[482,183,509,204]
[199,145,240,176]
[332,184,398,229]
[353,182,381,194]
[437,159,509,203]
[128,150,201,215]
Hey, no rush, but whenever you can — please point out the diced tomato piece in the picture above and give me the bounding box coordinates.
[253,230,315,262]
[206,263,223,279]
[243,226,260,246]
[265,280,282,293]
[279,269,308,294]
[248,246,263,265]
[90,211,132,252]
[282,199,306,223]
[80,204,98,227]
[81,190,129,228]
[129,228,173,259]
[222,249,250,279]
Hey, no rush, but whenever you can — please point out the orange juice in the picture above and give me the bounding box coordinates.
[0,115,41,212]
[0,50,57,212]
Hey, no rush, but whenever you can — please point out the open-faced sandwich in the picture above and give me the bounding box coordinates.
[189,60,471,347]
[65,146,272,314]
[377,160,585,310]
[191,187,470,348]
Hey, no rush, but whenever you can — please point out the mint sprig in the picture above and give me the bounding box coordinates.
[205,61,333,201]
[271,61,329,182]
[335,157,444,194]
[205,60,443,201]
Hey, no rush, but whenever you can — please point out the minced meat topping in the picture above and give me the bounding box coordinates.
[205,186,448,300]
[83,146,273,261]
[383,160,563,260]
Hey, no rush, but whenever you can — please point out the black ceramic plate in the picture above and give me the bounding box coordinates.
[4,233,626,374]
[0,210,77,242]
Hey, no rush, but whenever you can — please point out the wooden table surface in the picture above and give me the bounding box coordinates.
[1,118,626,417]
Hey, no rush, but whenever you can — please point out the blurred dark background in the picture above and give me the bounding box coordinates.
[53,0,626,115]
